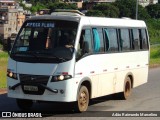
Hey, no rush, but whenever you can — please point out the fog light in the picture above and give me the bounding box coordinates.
[9,72,13,77]
[60,89,64,94]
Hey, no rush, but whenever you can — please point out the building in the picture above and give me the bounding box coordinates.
[150,0,158,4]
[138,0,150,7]
[0,0,16,9]
[0,0,25,45]
[17,8,25,31]
[67,2,83,9]
[0,8,17,45]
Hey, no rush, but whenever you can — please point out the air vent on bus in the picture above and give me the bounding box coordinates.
[51,9,85,16]
[121,17,132,19]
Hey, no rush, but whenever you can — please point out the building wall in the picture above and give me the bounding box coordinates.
[8,9,17,36]
[0,0,26,44]
[150,0,158,4]
[0,0,16,9]
[17,12,25,31]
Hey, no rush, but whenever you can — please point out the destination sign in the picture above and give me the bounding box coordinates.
[26,22,54,28]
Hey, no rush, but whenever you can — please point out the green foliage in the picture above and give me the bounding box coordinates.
[114,0,135,18]
[0,51,8,88]
[146,19,160,44]
[146,4,160,19]
[30,2,47,13]
[48,2,78,12]
[20,1,78,13]
[85,10,105,17]
[92,3,119,18]
[114,0,150,20]
[85,0,150,20]
[150,45,160,67]
[150,45,160,59]
[138,6,151,20]
[86,3,119,18]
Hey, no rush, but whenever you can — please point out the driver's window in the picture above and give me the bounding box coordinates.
[14,28,31,52]
[77,29,92,59]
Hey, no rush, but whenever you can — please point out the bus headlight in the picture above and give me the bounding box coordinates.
[51,75,72,82]
[58,75,64,81]
[7,69,17,80]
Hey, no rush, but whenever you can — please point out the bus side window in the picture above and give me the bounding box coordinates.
[77,29,92,59]
[139,29,148,50]
[92,28,104,53]
[119,28,131,51]
[104,28,118,52]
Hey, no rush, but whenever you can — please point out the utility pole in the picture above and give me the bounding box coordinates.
[136,0,138,19]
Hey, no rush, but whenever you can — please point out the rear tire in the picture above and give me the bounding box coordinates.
[121,76,132,100]
[75,86,89,112]
[16,99,33,110]
[114,76,132,100]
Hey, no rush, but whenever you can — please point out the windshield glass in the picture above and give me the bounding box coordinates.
[11,20,78,63]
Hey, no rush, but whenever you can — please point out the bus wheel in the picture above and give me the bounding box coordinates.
[121,76,132,100]
[16,99,33,110]
[76,86,89,112]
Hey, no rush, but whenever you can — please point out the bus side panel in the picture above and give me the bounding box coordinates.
[115,51,149,93]
[75,55,99,98]
[75,54,116,98]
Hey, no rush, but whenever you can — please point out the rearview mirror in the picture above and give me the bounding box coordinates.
[7,37,13,55]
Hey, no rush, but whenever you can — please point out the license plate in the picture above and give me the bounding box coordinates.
[24,85,38,91]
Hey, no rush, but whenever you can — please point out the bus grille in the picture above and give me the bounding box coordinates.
[19,74,50,95]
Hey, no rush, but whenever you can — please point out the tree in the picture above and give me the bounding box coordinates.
[138,6,151,20]
[146,4,160,19]
[114,0,150,20]
[85,10,105,17]
[48,2,78,12]
[85,3,119,17]
[92,3,119,18]
[30,2,47,13]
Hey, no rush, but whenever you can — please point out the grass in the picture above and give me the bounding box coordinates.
[0,45,160,88]
[0,51,8,88]
[150,45,160,67]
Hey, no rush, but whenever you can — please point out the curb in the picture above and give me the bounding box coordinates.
[0,89,7,94]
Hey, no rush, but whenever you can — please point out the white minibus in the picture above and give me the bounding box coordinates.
[7,10,149,112]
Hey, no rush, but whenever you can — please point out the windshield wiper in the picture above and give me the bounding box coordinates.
[31,51,67,62]
[50,55,67,62]
[11,50,68,62]
[11,51,39,59]
[37,51,67,62]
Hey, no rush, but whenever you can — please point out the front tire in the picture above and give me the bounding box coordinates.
[16,99,33,110]
[76,86,89,112]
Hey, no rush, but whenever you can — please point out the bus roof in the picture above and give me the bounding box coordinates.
[28,13,146,28]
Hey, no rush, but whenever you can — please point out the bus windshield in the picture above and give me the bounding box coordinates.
[11,20,78,63]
